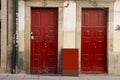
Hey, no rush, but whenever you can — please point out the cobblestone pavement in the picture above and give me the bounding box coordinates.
[0,74,120,80]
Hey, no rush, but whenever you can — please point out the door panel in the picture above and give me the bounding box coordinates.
[31,8,58,74]
[81,9,107,73]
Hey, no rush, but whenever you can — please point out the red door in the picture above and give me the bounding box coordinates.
[30,8,58,74]
[81,8,107,73]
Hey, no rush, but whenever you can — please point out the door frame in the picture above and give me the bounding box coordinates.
[25,1,64,74]
[76,1,114,74]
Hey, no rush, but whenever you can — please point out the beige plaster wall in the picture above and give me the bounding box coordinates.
[0,0,14,73]
[63,31,75,48]
[18,0,25,73]
[6,0,14,73]
[113,0,120,52]
[0,0,7,72]
[63,1,76,48]
[113,0,120,75]
[113,31,120,75]
[113,32,120,52]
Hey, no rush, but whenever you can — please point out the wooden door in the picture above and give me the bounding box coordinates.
[81,8,107,73]
[30,8,58,74]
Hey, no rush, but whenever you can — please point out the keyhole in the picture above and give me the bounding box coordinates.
[94,43,96,49]
[94,46,96,49]
[94,32,96,36]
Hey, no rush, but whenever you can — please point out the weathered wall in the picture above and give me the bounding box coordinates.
[0,0,7,72]
[63,1,76,48]
[17,0,120,75]
[113,0,120,75]
[6,0,14,73]
[18,0,25,73]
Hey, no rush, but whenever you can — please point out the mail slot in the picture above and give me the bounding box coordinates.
[62,48,78,76]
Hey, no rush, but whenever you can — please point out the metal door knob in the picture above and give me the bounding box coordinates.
[31,32,34,40]
[31,32,33,35]
[31,36,34,40]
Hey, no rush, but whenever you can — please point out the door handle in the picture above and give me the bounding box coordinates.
[31,32,33,35]
[31,32,34,40]
[31,36,34,40]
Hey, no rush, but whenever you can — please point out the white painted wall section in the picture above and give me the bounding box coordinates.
[18,0,25,52]
[114,0,120,28]
[63,1,76,48]
[113,0,120,52]
[113,0,120,75]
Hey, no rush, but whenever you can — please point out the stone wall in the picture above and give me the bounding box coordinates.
[113,0,120,75]
[16,0,120,75]
[0,0,7,72]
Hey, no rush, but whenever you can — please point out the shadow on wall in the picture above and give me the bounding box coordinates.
[18,52,24,73]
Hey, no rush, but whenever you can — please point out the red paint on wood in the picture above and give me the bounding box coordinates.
[30,8,58,74]
[62,49,78,70]
[81,8,108,73]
